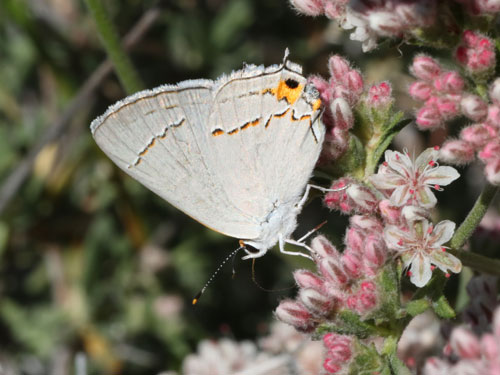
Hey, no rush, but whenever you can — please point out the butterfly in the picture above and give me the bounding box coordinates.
[90,50,325,260]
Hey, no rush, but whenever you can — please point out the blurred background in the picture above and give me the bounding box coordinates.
[0,0,482,374]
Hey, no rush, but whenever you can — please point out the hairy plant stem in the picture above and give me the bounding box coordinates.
[450,182,498,250]
[449,249,500,276]
[85,0,144,94]
[448,182,499,274]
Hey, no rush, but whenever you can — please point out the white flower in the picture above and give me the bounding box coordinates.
[342,9,378,52]
[370,148,460,209]
[384,219,462,287]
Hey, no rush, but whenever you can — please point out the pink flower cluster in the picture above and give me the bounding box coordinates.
[455,30,496,74]
[275,218,388,331]
[441,78,500,185]
[290,0,437,51]
[408,55,464,129]
[453,0,500,15]
[325,148,461,287]
[423,306,500,375]
[310,55,363,161]
[322,333,353,374]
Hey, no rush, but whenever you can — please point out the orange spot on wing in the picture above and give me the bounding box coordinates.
[212,129,224,136]
[262,80,304,105]
[250,119,260,126]
[228,128,239,135]
[313,98,322,112]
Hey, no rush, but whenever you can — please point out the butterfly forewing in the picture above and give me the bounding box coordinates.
[91,82,261,239]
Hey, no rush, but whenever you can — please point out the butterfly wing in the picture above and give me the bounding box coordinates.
[205,61,325,224]
[91,80,261,239]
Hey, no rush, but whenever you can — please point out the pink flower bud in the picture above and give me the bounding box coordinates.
[346,70,364,97]
[311,235,341,259]
[435,96,460,119]
[361,281,375,292]
[481,333,499,361]
[290,0,324,16]
[463,30,480,46]
[485,158,500,185]
[490,78,500,105]
[319,257,349,287]
[341,251,362,278]
[460,94,488,121]
[487,105,500,127]
[440,139,476,164]
[299,288,334,315]
[450,327,481,359]
[293,269,324,290]
[379,200,401,224]
[324,334,352,361]
[460,124,495,147]
[330,97,354,130]
[346,185,378,212]
[434,71,464,93]
[416,104,443,129]
[367,81,393,107]
[350,215,383,233]
[309,75,330,99]
[409,81,433,101]
[328,55,351,83]
[411,55,442,81]
[479,141,500,162]
[455,30,495,73]
[364,235,386,267]
[324,2,346,19]
[345,227,364,253]
[275,300,315,332]
[358,291,377,311]
[325,178,353,213]
[323,357,341,374]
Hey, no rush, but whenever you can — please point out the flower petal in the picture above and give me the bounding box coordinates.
[384,225,409,250]
[423,166,460,186]
[410,253,432,287]
[429,250,462,274]
[430,220,456,246]
[386,150,413,177]
[415,148,439,173]
[390,184,412,206]
[369,172,405,190]
[415,186,437,208]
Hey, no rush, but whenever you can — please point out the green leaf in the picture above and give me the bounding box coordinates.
[405,298,431,316]
[349,340,387,375]
[433,295,456,319]
[315,310,378,339]
[389,353,413,375]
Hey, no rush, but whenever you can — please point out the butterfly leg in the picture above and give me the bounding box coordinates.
[297,183,348,209]
[240,240,268,260]
[280,234,313,260]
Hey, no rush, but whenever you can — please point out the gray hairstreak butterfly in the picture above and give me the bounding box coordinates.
[90,50,325,262]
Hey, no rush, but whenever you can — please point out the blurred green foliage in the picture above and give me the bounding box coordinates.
[0,0,484,374]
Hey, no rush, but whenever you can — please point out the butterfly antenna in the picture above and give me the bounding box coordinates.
[251,259,295,293]
[192,245,244,305]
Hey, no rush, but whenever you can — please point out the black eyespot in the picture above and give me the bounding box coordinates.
[285,78,299,89]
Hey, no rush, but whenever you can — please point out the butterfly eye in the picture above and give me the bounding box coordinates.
[285,78,299,89]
